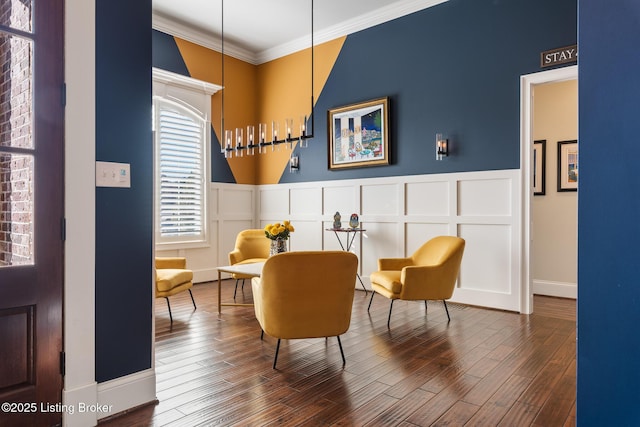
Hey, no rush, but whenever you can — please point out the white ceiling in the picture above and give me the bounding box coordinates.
[152,0,447,64]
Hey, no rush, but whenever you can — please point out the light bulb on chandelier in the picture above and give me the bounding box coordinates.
[220,0,315,158]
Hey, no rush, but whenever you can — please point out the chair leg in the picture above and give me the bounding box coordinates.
[234,279,247,299]
[425,300,428,312]
[164,297,173,323]
[337,336,346,366]
[233,279,240,299]
[261,329,264,340]
[188,289,197,310]
[367,290,375,311]
[273,339,281,369]
[443,300,451,322]
[387,299,395,328]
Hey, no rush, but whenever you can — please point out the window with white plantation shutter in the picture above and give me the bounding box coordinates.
[152,68,220,248]
[157,104,204,240]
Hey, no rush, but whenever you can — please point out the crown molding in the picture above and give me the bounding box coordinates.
[152,13,257,64]
[256,0,448,63]
[153,0,448,65]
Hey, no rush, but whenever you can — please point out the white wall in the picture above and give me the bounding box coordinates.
[191,170,524,312]
[532,79,578,298]
[64,1,99,425]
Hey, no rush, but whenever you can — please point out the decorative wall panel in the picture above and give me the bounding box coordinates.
[362,183,400,216]
[291,187,322,216]
[458,224,512,294]
[288,220,323,251]
[360,222,399,277]
[259,188,290,217]
[405,181,449,216]
[405,222,450,254]
[323,186,357,216]
[220,187,253,216]
[193,170,523,311]
[458,178,512,217]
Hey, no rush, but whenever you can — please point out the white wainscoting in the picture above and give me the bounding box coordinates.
[256,170,523,313]
[160,170,523,312]
[155,183,257,284]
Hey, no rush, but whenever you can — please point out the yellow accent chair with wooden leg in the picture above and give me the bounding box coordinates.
[155,257,196,322]
[251,251,358,369]
[228,229,271,299]
[368,236,465,327]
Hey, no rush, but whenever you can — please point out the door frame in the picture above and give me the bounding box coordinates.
[63,0,100,425]
[520,65,578,314]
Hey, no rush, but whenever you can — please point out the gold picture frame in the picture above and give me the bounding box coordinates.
[328,97,389,170]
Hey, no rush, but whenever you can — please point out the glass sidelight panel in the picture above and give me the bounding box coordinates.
[0,152,34,266]
[0,31,34,149]
[0,1,33,33]
[0,3,35,267]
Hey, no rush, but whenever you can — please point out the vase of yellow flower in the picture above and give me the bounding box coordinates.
[269,238,287,256]
[264,220,295,256]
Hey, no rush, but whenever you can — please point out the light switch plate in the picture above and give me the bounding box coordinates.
[96,161,131,188]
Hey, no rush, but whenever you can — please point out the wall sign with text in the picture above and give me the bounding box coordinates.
[540,45,577,68]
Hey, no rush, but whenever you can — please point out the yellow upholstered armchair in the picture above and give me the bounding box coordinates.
[155,257,196,322]
[368,236,465,327]
[229,229,271,299]
[251,251,358,369]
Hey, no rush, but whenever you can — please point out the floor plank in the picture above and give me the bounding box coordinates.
[99,283,576,427]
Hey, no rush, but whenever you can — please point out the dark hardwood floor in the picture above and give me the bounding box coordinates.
[100,281,576,427]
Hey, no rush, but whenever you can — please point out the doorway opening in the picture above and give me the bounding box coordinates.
[521,65,578,314]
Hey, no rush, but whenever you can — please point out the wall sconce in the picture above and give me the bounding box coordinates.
[436,133,449,160]
[289,154,300,173]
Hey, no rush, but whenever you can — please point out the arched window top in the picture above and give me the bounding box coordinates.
[152,69,219,249]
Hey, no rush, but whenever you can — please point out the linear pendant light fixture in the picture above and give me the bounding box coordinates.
[221,0,315,158]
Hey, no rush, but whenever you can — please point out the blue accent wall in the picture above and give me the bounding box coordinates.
[577,0,640,424]
[95,0,153,382]
[209,129,236,183]
[87,0,640,418]
[90,1,640,419]
[152,30,189,76]
[281,0,576,183]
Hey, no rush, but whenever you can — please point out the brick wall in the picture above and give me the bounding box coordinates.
[0,0,33,266]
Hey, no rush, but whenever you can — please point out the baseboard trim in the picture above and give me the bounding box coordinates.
[193,267,220,284]
[96,369,156,421]
[62,381,98,427]
[533,279,576,299]
[97,399,158,425]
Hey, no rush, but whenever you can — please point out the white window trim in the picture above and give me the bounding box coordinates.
[152,68,221,250]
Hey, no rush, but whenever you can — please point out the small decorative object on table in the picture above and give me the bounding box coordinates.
[264,220,295,256]
[349,213,359,229]
[333,211,342,229]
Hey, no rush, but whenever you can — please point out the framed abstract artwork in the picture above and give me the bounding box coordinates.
[328,97,389,170]
[557,140,578,192]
